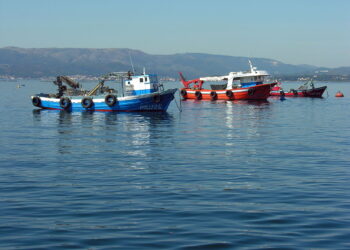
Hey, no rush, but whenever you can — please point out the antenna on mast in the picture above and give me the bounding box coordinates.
[128,50,135,74]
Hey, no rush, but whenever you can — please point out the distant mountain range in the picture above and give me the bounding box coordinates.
[0,47,349,79]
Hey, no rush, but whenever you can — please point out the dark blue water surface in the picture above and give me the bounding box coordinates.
[1,80,350,249]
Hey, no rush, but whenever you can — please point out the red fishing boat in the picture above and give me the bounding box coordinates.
[179,61,277,101]
[270,80,327,98]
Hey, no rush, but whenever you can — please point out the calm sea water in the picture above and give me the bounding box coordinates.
[1,80,350,249]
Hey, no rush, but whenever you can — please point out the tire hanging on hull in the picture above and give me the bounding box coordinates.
[210,91,217,101]
[81,97,94,109]
[105,94,117,107]
[32,96,41,107]
[180,89,187,99]
[195,91,202,100]
[59,97,71,110]
[226,90,233,99]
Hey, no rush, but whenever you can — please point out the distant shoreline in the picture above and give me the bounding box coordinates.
[1,78,350,83]
[1,47,349,82]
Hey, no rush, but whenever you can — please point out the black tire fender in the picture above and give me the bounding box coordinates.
[59,97,71,110]
[226,90,233,98]
[81,97,93,109]
[105,94,117,107]
[195,91,202,100]
[210,91,217,100]
[32,96,41,107]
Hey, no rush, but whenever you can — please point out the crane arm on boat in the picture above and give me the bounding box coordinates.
[87,72,132,96]
[179,72,204,89]
[52,76,81,97]
[87,80,105,96]
[53,76,80,89]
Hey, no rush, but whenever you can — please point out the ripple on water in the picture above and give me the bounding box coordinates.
[1,81,350,248]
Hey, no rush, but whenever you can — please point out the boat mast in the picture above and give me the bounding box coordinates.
[248,60,254,72]
[129,51,135,74]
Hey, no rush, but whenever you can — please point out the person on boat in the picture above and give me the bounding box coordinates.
[127,71,133,80]
[310,80,315,89]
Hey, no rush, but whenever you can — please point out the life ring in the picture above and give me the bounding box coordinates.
[32,96,41,107]
[59,97,71,110]
[153,94,161,103]
[195,91,202,100]
[248,88,255,96]
[105,94,117,107]
[81,97,93,109]
[210,91,217,100]
[180,89,187,98]
[226,90,233,99]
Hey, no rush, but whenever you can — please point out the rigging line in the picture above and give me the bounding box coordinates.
[174,92,182,112]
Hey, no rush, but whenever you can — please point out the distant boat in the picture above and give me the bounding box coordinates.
[31,71,177,112]
[179,60,277,101]
[270,80,327,98]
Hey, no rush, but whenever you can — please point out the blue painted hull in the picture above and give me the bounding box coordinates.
[32,89,177,112]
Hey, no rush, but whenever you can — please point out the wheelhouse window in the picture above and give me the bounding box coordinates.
[140,78,144,83]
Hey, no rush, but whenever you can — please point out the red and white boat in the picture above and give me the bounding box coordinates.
[179,61,277,101]
[270,80,327,98]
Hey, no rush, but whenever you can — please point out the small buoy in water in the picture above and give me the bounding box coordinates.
[335,91,344,97]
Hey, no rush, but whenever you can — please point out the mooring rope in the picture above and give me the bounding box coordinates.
[174,91,182,112]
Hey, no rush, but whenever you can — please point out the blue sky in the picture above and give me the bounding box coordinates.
[0,0,349,67]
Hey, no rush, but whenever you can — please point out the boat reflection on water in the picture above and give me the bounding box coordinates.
[177,99,273,165]
[223,100,272,158]
[32,109,175,160]
[224,99,271,125]
[181,98,270,106]
[224,99,271,132]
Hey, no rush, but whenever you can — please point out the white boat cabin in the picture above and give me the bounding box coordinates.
[124,72,159,96]
[229,61,269,88]
[200,60,269,89]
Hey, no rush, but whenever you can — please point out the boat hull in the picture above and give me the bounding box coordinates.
[32,89,177,112]
[270,86,327,98]
[180,83,276,101]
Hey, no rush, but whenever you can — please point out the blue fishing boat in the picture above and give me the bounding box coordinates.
[31,71,177,112]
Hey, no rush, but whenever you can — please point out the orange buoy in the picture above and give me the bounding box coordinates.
[335,91,344,97]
